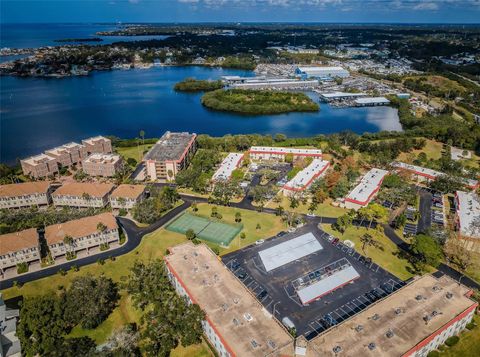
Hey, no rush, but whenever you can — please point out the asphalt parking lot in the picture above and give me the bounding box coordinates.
[222,224,406,339]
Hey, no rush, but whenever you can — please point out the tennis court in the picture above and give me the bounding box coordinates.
[166,212,242,246]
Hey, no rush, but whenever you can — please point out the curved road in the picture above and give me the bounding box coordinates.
[1,194,478,291]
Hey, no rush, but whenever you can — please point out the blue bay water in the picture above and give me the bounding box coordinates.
[1,66,401,164]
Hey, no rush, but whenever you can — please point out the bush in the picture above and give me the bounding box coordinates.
[211,247,220,255]
[427,351,440,357]
[445,335,459,347]
[16,262,29,274]
[466,322,476,330]
[118,208,127,217]
[70,265,79,272]
[100,243,110,251]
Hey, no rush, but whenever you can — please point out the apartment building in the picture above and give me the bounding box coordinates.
[45,213,119,259]
[392,162,479,191]
[20,153,59,179]
[110,184,146,210]
[212,153,244,181]
[306,274,477,357]
[0,229,40,272]
[454,191,480,240]
[81,136,113,154]
[165,242,295,357]
[283,159,330,196]
[144,131,197,181]
[0,181,52,209]
[44,142,87,167]
[52,182,115,208]
[0,293,21,357]
[249,146,322,161]
[82,153,124,177]
[344,168,389,210]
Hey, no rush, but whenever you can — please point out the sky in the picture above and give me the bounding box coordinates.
[2,0,480,24]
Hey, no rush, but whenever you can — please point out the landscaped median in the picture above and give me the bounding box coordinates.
[321,224,416,281]
[201,89,319,115]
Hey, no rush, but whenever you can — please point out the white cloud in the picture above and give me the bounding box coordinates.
[413,2,439,10]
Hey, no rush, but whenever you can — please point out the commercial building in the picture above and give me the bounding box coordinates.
[0,229,40,272]
[82,153,124,177]
[52,182,114,208]
[81,136,113,154]
[305,274,477,357]
[231,79,319,90]
[0,181,52,209]
[212,153,244,181]
[1,293,21,357]
[20,153,59,179]
[110,184,146,210]
[143,132,197,181]
[164,242,295,357]
[295,66,349,79]
[249,147,322,161]
[391,162,479,190]
[282,159,330,196]
[344,168,389,210]
[318,91,366,102]
[354,97,391,107]
[44,142,87,167]
[454,191,480,240]
[45,213,119,259]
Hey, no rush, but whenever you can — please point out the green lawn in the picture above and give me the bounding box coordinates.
[116,143,154,163]
[190,203,286,255]
[266,196,347,218]
[321,224,416,281]
[397,138,443,162]
[439,315,480,357]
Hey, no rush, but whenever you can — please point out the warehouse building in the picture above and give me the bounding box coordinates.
[318,91,366,102]
[0,181,52,209]
[454,191,480,240]
[391,162,479,190]
[143,131,197,181]
[212,153,244,181]
[231,79,319,90]
[282,159,330,196]
[305,274,477,357]
[354,97,391,107]
[344,168,389,210]
[295,66,349,79]
[164,242,295,357]
[249,147,322,161]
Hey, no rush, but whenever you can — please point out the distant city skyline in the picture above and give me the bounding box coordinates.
[2,0,480,24]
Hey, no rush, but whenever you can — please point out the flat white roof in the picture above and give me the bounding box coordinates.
[297,66,348,73]
[259,233,323,272]
[250,146,322,156]
[456,191,480,239]
[297,265,360,305]
[319,91,366,99]
[354,97,390,104]
[392,162,478,189]
[346,168,389,205]
[212,153,244,181]
[284,159,329,191]
[83,153,121,164]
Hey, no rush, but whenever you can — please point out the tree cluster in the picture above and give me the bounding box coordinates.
[132,186,180,224]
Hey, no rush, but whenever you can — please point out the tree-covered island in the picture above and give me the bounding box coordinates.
[201,89,319,115]
[174,77,224,92]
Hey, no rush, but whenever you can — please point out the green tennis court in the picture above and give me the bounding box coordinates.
[166,212,242,246]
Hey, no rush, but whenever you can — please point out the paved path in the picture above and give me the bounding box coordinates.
[2,193,478,292]
[417,189,432,234]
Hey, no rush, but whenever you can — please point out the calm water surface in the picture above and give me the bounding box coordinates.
[1,66,401,164]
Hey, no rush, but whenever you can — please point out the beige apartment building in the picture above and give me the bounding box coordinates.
[0,228,40,272]
[82,136,113,154]
[52,182,115,208]
[144,131,197,181]
[45,213,119,259]
[0,181,52,209]
[110,184,146,210]
[20,153,59,179]
[44,142,87,167]
[82,153,124,177]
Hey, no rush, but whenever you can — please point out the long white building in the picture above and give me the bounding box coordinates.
[212,153,244,181]
[249,146,322,161]
[283,159,330,196]
[344,168,389,210]
[455,191,480,240]
[295,66,349,79]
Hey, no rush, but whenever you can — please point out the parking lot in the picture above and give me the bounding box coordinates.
[222,224,406,339]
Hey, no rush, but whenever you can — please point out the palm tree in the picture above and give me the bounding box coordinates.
[97,222,108,246]
[360,233,383,254]
[63,234,74,257]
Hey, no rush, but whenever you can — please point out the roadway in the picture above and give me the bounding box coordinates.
[1,193,478,292]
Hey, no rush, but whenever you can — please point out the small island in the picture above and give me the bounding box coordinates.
[54,38,103,43]
[201,89,319,115]
[174,78,224,92]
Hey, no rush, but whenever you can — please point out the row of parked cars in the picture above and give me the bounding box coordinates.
[431,192,445,226]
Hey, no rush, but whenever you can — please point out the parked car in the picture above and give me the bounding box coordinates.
[332,238,339,245]
[257,290,267,300]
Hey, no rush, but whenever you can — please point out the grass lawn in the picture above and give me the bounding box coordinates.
[397,139,443,162]
[171,339,214,357]
[465,251,480,284]
[189,203,286,255]
[321,224,416,281]
[440,315,480,357]
[116,143,154,163]
[266,195,347,218]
